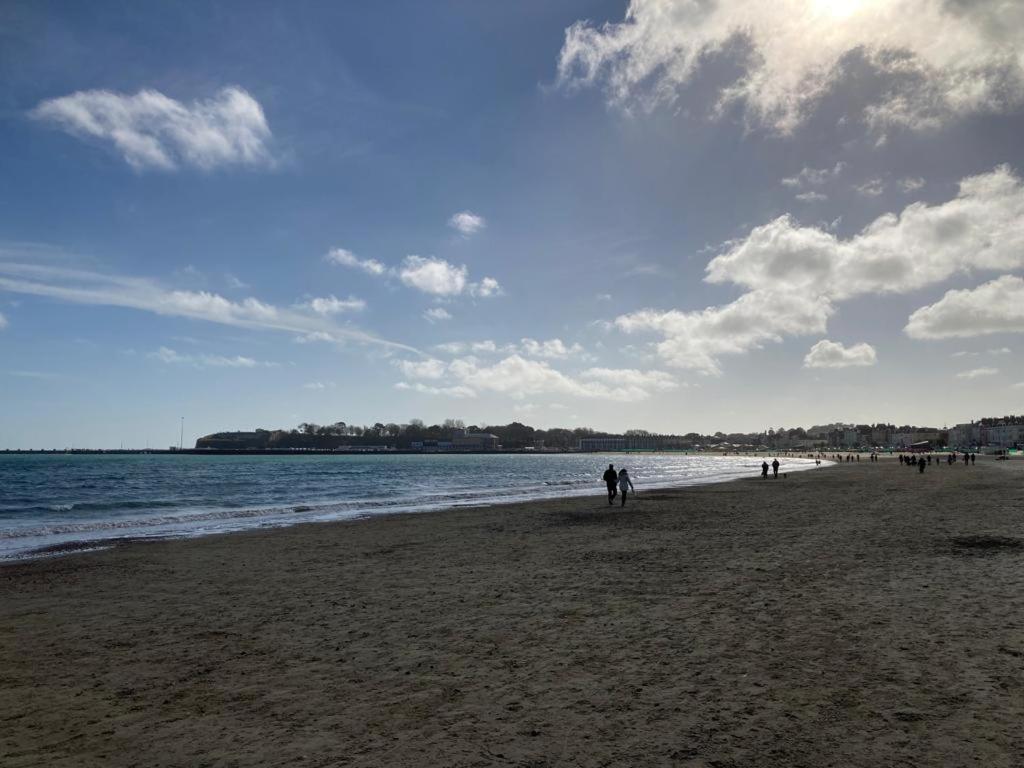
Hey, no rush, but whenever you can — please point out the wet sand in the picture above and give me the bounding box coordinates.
[2,457,1023,767]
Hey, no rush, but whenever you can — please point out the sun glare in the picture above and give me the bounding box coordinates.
[813,0,864,19]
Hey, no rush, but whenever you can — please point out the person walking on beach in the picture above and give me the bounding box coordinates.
[761,460,769,479]
[971,452,976,465]
[617,468,635,507]
[602,464,618,504]
[771,458,780,478]
[918,456,926,473]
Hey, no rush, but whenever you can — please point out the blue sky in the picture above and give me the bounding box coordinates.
[2,0,1024,448]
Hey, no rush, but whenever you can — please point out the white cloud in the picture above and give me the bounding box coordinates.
[395,381,477,398]
[433,340,508,355]
[519,338,584,359]
[398,256,467,296]
[706,167,1024,301]
[31,86,273,170]
[989,347,1012,355]
[795,191,828,202]
[305,295,365,314]
[557,0,1024,132]
[303,381,335,390]
[0,261,415,353]
[899,177,925,193]
[397,256,501,298]
[0,311,6,329]
[448,211,486,236]
[615,290,832,375]
[394,354,679,402]
[433,338,583,358]
[150,346,276,369]
[325,249,499,299]
[955,367,1000,380]
[423,307,452,323]
[608,166,1024,375]
[469,276,502,298]
[294,331,336,344]
[803,339,878,368]
[781,163,845,189]
[905,275,1024,339]
[324,248,387,276]
[447,355,676,402]
[395,358,447,380]
[579,367,679,392]
[855,178,886,197]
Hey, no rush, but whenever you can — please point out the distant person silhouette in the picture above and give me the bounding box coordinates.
[602,464,618,504]
[761,461,769,479]
[617,468,635,507]
[971,453,976,465]
[964,452,969,466]
[918,456,926,473]
[772,458,780,478]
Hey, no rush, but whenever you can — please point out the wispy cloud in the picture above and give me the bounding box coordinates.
[432,338,585,359]
[0,310,7,329]
[31,87,274,171]
[302,295,366,314]
[395,353,678,402]
[955,367,999,380]
[325,248,387,276]
[149,346,278,369]
[899,177,925,193]
[854,178,886,197]
[448,211,486,236]
[0,261,415,353]
[781,163,845,190]
[423,307,452,323]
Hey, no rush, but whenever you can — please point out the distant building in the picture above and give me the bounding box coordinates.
[948,422,982,448]
[578,435,660,451]
[894,430,944,448]
[985,423,1024,449]
[579,437,626,451]
[452,433,500,450]
[870,425,892,446]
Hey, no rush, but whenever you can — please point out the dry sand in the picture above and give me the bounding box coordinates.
[2,456,1024,767]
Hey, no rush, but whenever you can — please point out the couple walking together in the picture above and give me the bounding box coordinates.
[602,464,635,506]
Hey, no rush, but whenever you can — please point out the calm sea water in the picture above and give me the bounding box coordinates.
[0,452,821,560]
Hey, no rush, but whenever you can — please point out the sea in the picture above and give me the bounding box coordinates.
[0,452,822,560]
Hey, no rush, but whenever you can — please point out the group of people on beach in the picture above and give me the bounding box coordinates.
[601,464,635,506]
[760,459,781,478]
[898,452,976,472]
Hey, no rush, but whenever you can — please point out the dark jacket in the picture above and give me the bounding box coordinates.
[602,469,617,485]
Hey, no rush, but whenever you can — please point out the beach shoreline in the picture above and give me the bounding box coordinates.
[3,457,1023,766]
[0,452,824,562]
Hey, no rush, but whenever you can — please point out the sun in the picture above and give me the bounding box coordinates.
[812,0,864,19]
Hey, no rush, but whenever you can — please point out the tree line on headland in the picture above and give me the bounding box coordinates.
[193,414,1024,452]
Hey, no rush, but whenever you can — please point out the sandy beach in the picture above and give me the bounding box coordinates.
[2,456,1023,767]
